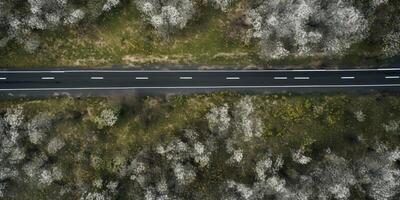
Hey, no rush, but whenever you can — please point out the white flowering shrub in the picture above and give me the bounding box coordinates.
[173,163,196,185]
[136,0,195,36]
[246,0,368,59]
[233,97,263,141]
[228,149,243,164]
[0,0,119,52]
[22,153,48,178]
[27,113,52,144]
[192,142,211,167]
[354,110,366,122]
[208,0,235,12]
[4,107,24,131]
[225,154,289,199]
[265,176,288,194]
[310,153,356,200]
[47,137,65,154]
[383,120,399,133]
[382,31,400,58]
[94,108,119,128]
[371,0,389,8]
[356,145,400,200]
[9,147,25,164]
[39,169,53,185]
[0,183,5,197]
[292,149,312,165]
[80,192,108,200]
[225,180,254,199]
[0,106,26,192]
[255,155,273,182]
[255,154,283,182]
[206,103,231,135]
[103,0,121,12]
[65,9,86,25]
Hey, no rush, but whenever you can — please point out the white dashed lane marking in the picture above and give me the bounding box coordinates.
[180,77,193,80]
[385,76,400,79]
[294,77,310,80]
[91,77,104,80]
[341,76,355,80]
[135,77,149,80]
[274,77,288,80]
[226,77,240,80]
[41,77,55,80]
[0,77,7,80]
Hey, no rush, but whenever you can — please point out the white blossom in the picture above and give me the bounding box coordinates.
[208,0,234,12]
[226,180,254,199]
[94,109,118,128]
[233,97,263,141]
[356,146,400,200]
[136,0,195,35]
[371,0,388,8]
[47,137,65,154]
[27,16,46,30]
[266,176,288,193]
[93,178,103,188]
[292,149,312,165]
[311,153,356,200]
[39,169,53,185]
[206,104,231,135]
[228,149,243,164]
[354,110,366,122]
[255,155,273,182]
[0,167,18,181]
[383,120,399,133]
[246,0,368,58]
[383,31,400,58]
[102,0,120,12]
[80,192,107,200]
[193,142,210,167]
[22,153,48,177]
[45,13,61,25]
[106,181,119,193]
[4,106,23,130]
[173,163,196,185]
[9,147,25,164]
[65,9,85,25]
[0,183,5,197]
[28,113,52,144]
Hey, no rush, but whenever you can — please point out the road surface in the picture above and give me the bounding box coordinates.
[0,68,399,91]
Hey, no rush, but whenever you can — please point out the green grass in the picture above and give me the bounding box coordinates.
[0,2,259,68]
[0,0,399,68]
[2,92,400,198]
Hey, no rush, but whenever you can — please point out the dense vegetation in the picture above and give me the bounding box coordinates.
[0,0,399,67]
[0,92,400,199]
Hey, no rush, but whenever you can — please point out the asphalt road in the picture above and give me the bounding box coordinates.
[0,68,400,91]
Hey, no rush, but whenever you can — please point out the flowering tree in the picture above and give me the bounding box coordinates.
[356,145,400,200]
[232,97,263,141]
[206,103,231,135]
[207,0,235,12]
[292,149,312,165]
[310,153,356,200]
[94,108,119,128]
[246,0,369,59]
[0,0,120,52]
[136,0,195,37]
[27,112,52,144]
